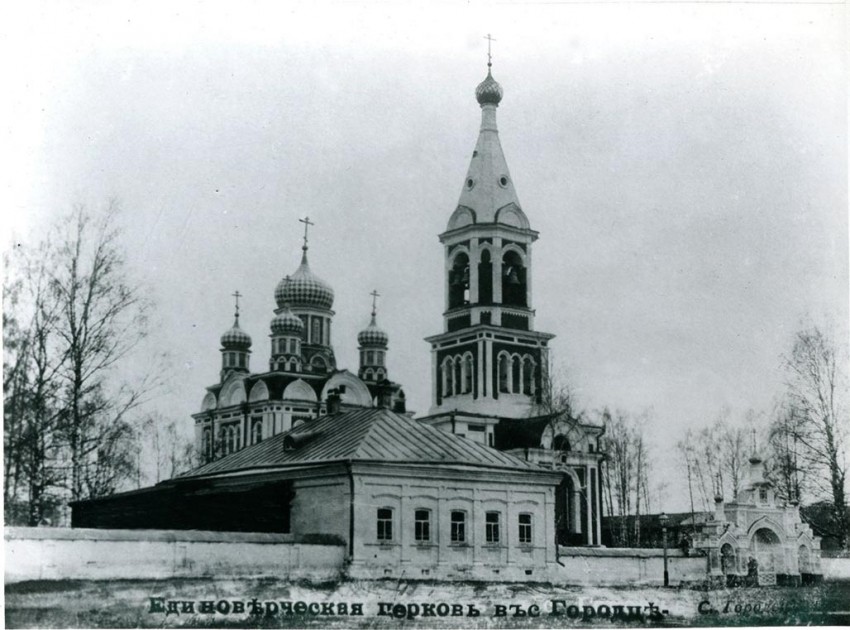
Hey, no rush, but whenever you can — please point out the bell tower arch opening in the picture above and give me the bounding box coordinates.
[501,250,527,307]
[478,249,493,305]
[448,252,470,309]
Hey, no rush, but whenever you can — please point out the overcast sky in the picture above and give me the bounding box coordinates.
[4,1,847,510]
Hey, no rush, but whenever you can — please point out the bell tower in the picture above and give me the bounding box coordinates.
[426,58,554,418]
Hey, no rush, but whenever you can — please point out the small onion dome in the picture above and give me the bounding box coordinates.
[475,69,503,106]
[275,252,334,310]
[220,320,252,350]
[358,314,388,347]
[270,307,304,336]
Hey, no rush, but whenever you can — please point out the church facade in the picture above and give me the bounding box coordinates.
[191,231,406,464]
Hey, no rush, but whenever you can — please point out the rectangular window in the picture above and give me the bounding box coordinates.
[486,512,501,543]
[414,509,431,542]
[450,511,466,543]
[519,513,532,544]
[377,508,393,541]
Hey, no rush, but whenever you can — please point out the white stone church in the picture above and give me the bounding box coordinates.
[71,60,820,585]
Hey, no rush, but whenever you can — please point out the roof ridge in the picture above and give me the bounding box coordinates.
[351,407,405,458]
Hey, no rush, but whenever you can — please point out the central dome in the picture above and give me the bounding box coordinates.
[275,253,334,311]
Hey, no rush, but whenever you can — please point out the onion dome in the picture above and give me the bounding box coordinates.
[475,69,503,106]
[271,307,304,336]
[220,319,252,350]
[275,251,334,310]
[358,313,388,347]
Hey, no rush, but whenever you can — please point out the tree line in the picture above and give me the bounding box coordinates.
[544,324,847,550]
[4,204,193,526]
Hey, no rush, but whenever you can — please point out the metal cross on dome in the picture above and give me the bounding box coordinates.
[231,290,242,321]
[299,216,315,250]
[370,289,380,316]
[484,33,496,67]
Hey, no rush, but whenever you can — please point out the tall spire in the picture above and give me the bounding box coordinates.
[450,41,526,228]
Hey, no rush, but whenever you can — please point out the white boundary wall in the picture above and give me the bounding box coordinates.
[556,547,707,585]
[822,557,850,580]
[5,527,345,583]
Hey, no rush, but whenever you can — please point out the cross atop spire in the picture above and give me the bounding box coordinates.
[231,290,242,324]
[484,33,496,68]
[299,216,315,252]
[370,289,380,317]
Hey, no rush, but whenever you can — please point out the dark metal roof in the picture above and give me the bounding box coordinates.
[493,413,604,450]
[182,407,544,479]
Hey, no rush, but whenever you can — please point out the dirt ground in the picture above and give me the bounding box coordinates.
[6,577,850,628]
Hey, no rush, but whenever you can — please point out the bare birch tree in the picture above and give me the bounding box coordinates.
[779,326,848,548]
[4,203,157,522]
[49,204,154,502]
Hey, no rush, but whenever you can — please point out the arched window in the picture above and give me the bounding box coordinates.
[228,425,238,454]
[498,353,509,393]
[798,545,811,574]
[502,250,527,307]
[443,358,454,397]
[367,350,374,364]
[364,368,374,381]
[311,317,323,344]
[463,354,473,394]
[478,249,493,304]
[511,355,522,393]
[721,543,736,574]
[453,356,462,394]
[312,355,327,372]
[375,368,385,380]
[552,435,571,451]
[448,253,470,308]
[252,419,263,444]
[522,356,535,395]
[203,428,212,461]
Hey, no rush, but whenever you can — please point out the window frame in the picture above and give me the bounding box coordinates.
[376,507,394,542]
[414,508,431,543]
[450,510,467,544]
[518,513,533,545]
[485,511,501,544]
